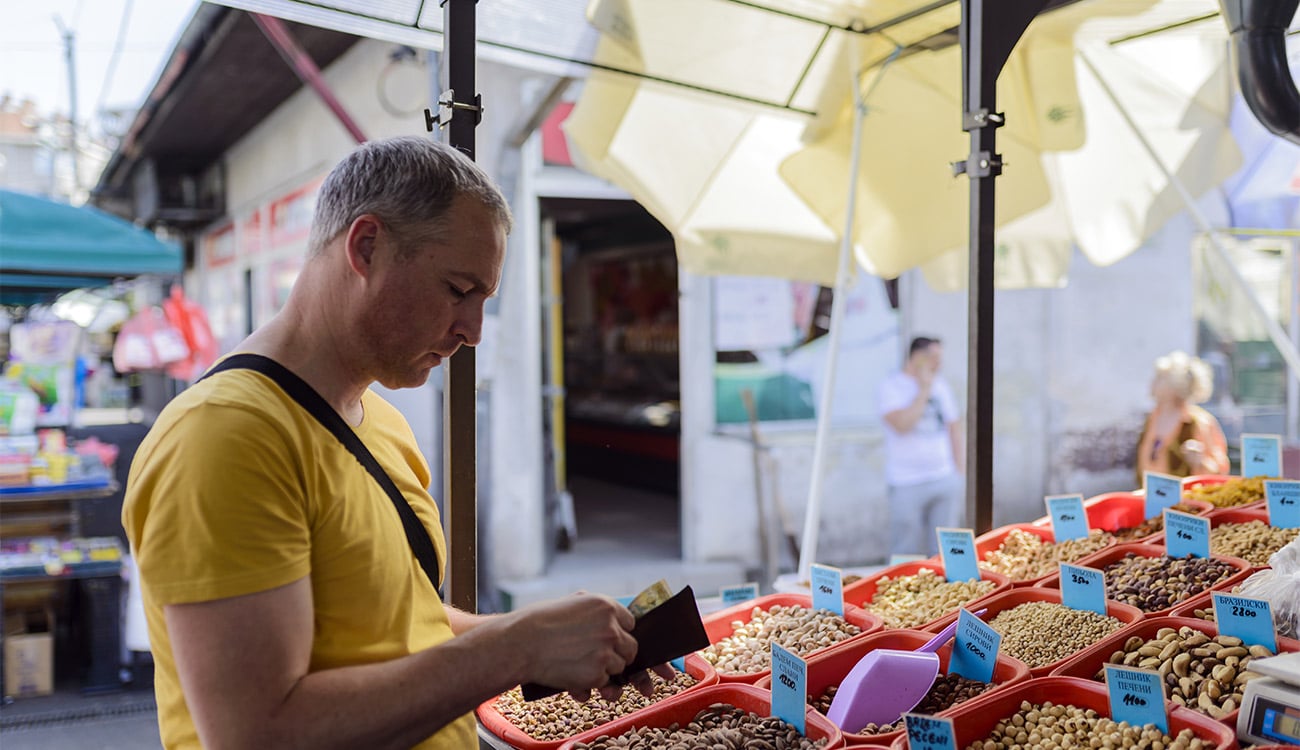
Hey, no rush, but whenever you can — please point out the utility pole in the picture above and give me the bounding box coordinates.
[54,15,80,193]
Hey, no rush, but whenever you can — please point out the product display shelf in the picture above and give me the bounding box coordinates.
[699,593,883,685]
[1050,616,1300,733]
[1037,542,1255,619]
[922,587,1145,677]
[1184,474,1268,511]
[556,683,845,750]
[476,655,717,750]
[1029,491,1214,532]
[841,560,1012,632]
[964,522,1116,588]
[753,627,1031,747]
[885,676,1238,749]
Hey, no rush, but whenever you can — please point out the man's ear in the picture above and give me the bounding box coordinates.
[343,215,383,278]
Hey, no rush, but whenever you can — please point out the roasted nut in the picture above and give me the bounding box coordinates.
[814,672,992,735]
[967,700,1208,750]
[571,702,828,749]
[1209,520,1300,566]
[1101,553,1238,612]
[493,668,698,741]
[699,605,861,674]
[985,601,1125,668]
[861,568,997,628]
[1184,477,1277,508]
[1113,503,1206,542]
[980,530,1112,581]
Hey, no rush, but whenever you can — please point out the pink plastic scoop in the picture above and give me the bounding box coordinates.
[826,611,982,734]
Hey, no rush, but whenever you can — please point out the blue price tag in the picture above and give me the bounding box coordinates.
[1144,472,1183,518]
[770,643,806,735]
[1046,494,1089,542]
[810,564,843,616]
[1060,563,1108,616]
[721,582,759,607]
[1213,592,1278,652]
[937,528,981,583]
[904,714,957,750]
[1164,509,1210,559]
[1243,434,1283,478]
[950,608,1000,683]
[1267,481,1300,529]
[1104,665,1168,733]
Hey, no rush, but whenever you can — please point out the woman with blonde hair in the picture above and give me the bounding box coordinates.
[1135,350,1229,483]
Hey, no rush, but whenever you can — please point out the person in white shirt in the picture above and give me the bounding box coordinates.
[877,336,965,557]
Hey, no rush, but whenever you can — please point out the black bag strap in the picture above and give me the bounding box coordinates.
[201,354,442,589]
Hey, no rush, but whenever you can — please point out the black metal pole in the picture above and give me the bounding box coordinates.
[442,0,479,614]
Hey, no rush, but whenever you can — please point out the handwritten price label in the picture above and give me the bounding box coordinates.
[1145,472,1183,519]
[1060,563,1108,616]
[936,528,981,583]
[1046,494,1089,542]
[904,714,956,750]
[1267,481,1300,529]
[950,608,1000,683]
[809,564,843,616]
[1105,665,1168,733]
[770,644,806,735]
[1213,592,1277,651]
[720,582,759,607]
[1243,434,1283,478]
[1164,509,1210,559]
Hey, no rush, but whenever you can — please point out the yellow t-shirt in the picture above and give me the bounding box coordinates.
[123,368,474,749]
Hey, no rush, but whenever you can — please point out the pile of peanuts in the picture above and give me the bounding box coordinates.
[1210,520,1300,566]
[699,605,861,674]
[826,672,992,735]
[1112,503,1206,542]
[570,702,828,750]
[493,669,697,741]
[861,568,997,628]
[981,530,1112,580]
[966,700,1210,750]
[1093,626,1272,720]
[986,601,1125,668]
[1185,477,1275,508]
[1102,554,1238,612]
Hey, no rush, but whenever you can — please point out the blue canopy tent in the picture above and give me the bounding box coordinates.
[0,189,182,305]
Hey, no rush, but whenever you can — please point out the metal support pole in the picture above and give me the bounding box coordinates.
[441,0,480,614]
[251,13,367,144]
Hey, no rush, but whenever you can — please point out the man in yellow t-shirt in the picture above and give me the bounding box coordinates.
[124,137,661,750]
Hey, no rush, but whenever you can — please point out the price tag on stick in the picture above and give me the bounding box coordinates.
[1243,434,1283,478]
[770,643,807,735]
[1164,509,1210,559]
[1267,480,1300,529]
[720,582,759,606]
[1145,472,1183,519]
[950,608,1001,683]
[1105,665,1169,734]
[1213,592,1278,652]
[1046,494,1089,542]
[1060,563,1108,616]
[937,528,981,583]
[809,564,844,616]
[904,714,957,750]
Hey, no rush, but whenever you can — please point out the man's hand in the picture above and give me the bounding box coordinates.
[509,593,638,701]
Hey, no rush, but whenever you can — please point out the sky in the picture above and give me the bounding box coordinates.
[0,0,198,127]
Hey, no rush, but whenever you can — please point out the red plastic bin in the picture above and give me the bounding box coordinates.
[886,676,1238,749]
[755,628,1031,747]
[1038,542,1255,618]
[923,587,1144,677]
[1147,508,1294,567]
[556,683,845,750]
[700,593,883,684]
[1167,580,1258,621]
[476,653,718,750]
[842,560,1012,631]
[1029,491,1213,532]
[1050,616,1300,731]
[1183,474,1269,510]
[966,523,1116,587]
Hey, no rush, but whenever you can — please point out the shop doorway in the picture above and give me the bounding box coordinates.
[539,198,681,560]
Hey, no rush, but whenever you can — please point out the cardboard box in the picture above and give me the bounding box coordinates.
[4,607,53,698]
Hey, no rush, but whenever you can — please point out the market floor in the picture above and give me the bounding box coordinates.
[0,688,161,749]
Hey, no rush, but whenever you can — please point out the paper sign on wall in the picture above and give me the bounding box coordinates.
[1213,592,1278,652]
[1267,480,1300,528]
[937,528,981,583]
[721,582,759,607]
[1144,472,1183,518]
[770,643,807,735]
[1243,434,1283,478]
[1046,494,1089,542]
[810,564,844,616]
[1164,509,1210,559]
[1105,665,1168,733]
[1060,563,1108,616]
[904,714,957,750]
[950,608,1000,683]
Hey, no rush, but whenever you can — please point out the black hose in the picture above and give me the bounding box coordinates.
[1221,0,1300,145]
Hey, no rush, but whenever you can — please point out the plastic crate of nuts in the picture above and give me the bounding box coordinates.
[842,561,1011,631]
[1143,508,1300,567]
[967,524,1116,586]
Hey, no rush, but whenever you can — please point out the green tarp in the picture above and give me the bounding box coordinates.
[0,189,182,304]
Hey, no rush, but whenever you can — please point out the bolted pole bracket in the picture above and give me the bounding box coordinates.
[425,89,484,131]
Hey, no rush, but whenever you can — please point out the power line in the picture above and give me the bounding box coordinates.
[95,0,135,119]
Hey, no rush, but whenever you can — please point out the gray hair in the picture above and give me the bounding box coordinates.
[307,136,513,257]
[1154,350,1214,404]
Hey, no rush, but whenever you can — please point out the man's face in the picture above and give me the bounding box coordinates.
[357,196,506,389]
[914,343,942,373]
